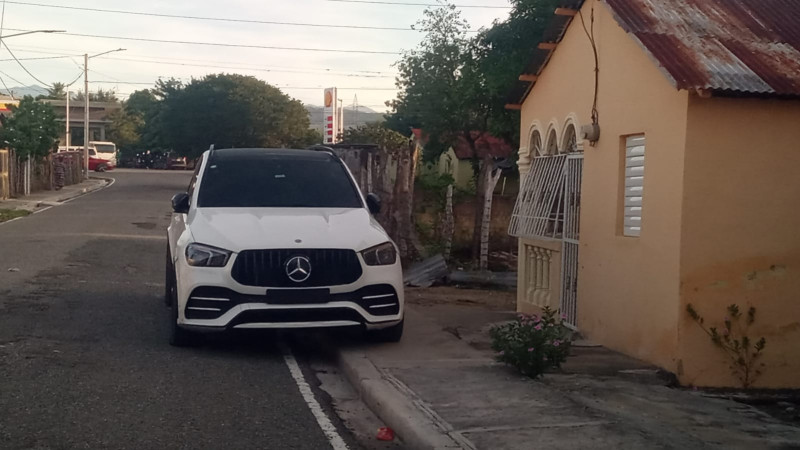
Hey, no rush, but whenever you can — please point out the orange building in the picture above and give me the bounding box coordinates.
[506,0,800,388]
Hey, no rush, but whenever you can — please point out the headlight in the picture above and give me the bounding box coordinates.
[185,243,232,267]
[361,242,397,266]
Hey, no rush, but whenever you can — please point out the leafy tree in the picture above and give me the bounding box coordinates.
[0,96,60,160]
[38,82,67,100]
[107,109,144,157]
[158,74,318,157]
[73,88,119,103]
[474,0,561,143]
[386,4,484,161]
[341,122,408,148]
[125,89,159,118]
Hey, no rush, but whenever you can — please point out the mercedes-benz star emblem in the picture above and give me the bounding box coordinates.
[285,256,312,283]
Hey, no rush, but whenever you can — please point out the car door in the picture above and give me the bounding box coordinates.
[168,154,203,263]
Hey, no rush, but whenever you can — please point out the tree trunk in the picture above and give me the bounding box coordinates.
[443,184,454,261]
[471,153,492,263]
[480,168,502,271]
[391,140,423,263]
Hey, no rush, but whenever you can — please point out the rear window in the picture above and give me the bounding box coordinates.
[197,154,363,208]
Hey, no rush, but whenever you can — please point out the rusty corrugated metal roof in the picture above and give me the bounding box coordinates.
[606,0,800,96]
[508,0,800,106]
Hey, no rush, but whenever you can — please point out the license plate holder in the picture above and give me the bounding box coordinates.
[265,288,331,304]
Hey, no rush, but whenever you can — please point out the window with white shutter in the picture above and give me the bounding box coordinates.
[623,135,645,237]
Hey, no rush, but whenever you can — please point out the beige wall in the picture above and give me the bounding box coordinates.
[518,0,689,370]
[678,96,800,388]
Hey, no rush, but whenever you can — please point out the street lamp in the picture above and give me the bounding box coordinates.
[83,48,126,179]
[0,29,65,39]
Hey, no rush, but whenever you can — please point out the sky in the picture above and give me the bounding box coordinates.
[0,0,512,112]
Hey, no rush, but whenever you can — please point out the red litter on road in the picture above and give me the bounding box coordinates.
[376,427,395,441]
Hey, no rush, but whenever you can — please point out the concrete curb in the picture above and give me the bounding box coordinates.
[0,177,114,226]
[336,348,463,450]
[56,177,113,204]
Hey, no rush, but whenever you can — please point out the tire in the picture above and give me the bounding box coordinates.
[96,164,107,172]
[366,319,404,343]
[166,247,197,347]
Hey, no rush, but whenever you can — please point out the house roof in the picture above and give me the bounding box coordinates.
[508,0,800,105]
[452,133,513,160]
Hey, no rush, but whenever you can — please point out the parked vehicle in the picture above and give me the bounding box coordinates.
[135,150,166,169]
[165,147,404,346]
[88,149,114,172]
[166,152,190,170]
[89,141,118,166]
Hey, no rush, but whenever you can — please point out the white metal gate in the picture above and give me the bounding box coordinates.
[560,155,583,328]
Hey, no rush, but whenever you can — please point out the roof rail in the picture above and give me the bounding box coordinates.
[307,144,334,151]
[306,144,336,154]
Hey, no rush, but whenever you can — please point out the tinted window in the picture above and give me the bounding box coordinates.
[198,154,362,208]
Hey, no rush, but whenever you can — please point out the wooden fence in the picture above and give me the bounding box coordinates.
[2,150,83,199]
[0,149,9,200]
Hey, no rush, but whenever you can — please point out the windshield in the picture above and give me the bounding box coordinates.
[198,153,363,208]
[94,144,116,154]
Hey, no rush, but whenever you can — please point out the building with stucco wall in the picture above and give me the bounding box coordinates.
[506,0,800,388]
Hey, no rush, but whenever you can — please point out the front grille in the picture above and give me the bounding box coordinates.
[231,249,362,287]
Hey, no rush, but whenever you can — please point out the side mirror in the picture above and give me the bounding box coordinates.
[171,192,190,214]
[366,193,381,215]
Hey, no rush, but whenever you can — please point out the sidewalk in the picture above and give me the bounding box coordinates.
[0,177,109,216]
[335,289,800,449]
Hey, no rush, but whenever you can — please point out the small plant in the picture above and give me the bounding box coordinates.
[686,303,766,388]
[490,307,572,378]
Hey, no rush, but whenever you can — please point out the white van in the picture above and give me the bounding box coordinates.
[90,141,117,166]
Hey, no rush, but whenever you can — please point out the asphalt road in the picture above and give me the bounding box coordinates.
[0,170,346,450]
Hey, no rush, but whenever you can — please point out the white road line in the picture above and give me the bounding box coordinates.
[281,346,349,450]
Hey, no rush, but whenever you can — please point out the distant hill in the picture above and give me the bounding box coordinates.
[1,85,48,98]
[305,105,385,133]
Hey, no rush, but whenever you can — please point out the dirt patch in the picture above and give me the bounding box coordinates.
[406,286,516,311]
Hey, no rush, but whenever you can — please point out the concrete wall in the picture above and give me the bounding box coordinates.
[518,1,689,370]
[677,96,800,388]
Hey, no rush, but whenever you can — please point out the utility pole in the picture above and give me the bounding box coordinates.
[354,94,359,128]
[337,98,344,139]
[65,88,70,146]
[83,52,89,179]
[82,48,126,179]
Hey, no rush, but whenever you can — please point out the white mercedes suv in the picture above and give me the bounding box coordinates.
[165,147,404,346]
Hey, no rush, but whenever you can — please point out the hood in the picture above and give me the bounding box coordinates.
[187,207,391,253]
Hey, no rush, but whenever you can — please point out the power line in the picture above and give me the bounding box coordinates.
[88,80,398,91]
[0,0,13,99]
[0,41,52,87]
[327,0,511,7]
[0,54,75,61]
[3,0,421,32]
[98,56,393,78]
[3,28,401,55]
[9,43,396,74]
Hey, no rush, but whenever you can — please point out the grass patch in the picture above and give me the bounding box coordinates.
[0,208,31,223]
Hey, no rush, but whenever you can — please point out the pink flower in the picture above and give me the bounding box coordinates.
[534,324,543,331]
[561,313,568,320]
[553,340,561,347]
[498,350,505,356]
[527,347,534,352]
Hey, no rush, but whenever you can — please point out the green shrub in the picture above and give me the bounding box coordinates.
[490,307,572,378]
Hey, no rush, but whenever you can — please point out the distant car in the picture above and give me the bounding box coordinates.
[89,149,114,172]
[166,152,190,170]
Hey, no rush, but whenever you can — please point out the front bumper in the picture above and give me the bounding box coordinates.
[175,253,404,331]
